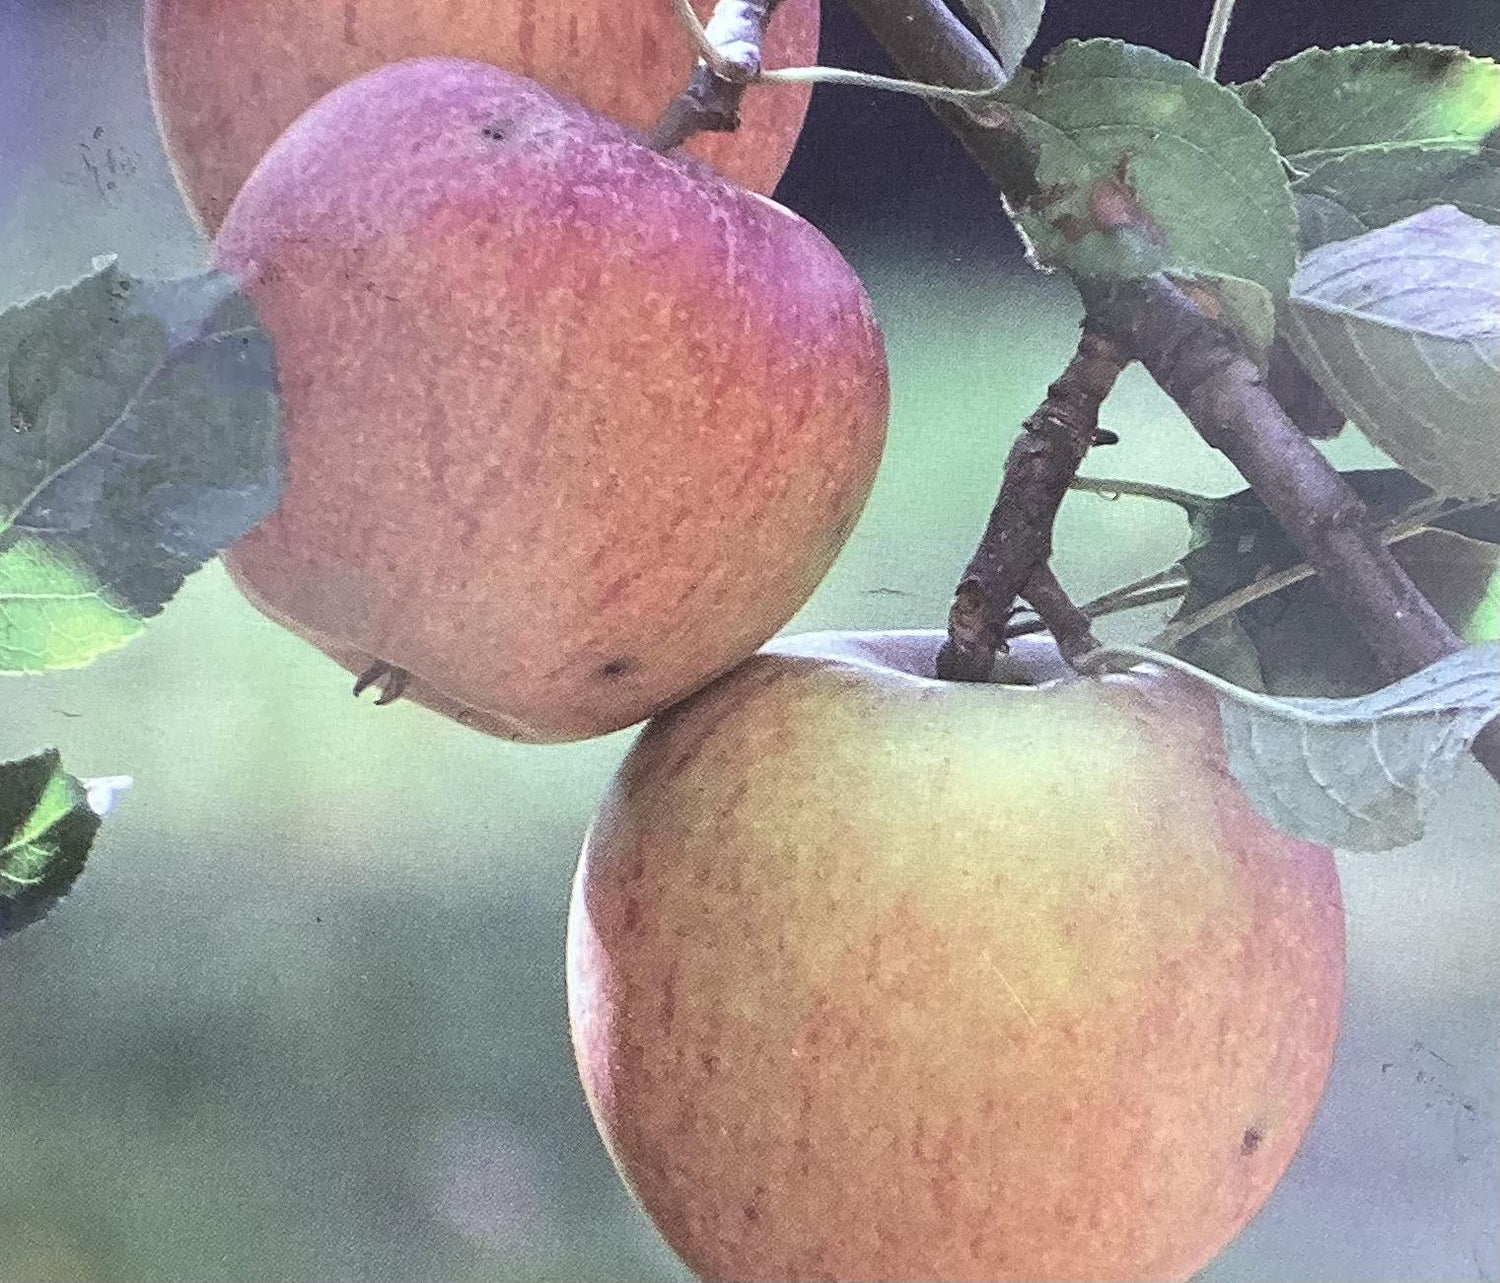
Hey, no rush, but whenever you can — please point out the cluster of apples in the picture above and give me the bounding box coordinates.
[148,4,1347,1280]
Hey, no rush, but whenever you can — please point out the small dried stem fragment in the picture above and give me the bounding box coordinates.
[937,327,1129,681]
[353,660,410,706]
[652,0,783,153]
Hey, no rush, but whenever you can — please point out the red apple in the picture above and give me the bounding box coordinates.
[146,0,819,232]
[213,60,887,742]
[568,630,1346,1281]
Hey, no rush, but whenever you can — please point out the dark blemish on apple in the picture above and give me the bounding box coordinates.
[601,656,637,678]
[1240,1126,1262,1156]
[480,123,508,142]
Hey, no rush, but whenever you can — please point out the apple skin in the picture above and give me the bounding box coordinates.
[145,0,819,233]
[567,630,1346,1282]
[213,59,888,743]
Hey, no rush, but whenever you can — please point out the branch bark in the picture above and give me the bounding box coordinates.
[651,1,784,153]
[846,0,1500,784]
[937,326,1126,680]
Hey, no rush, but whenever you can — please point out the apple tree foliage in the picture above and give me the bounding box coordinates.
[1,260,281,933]
[2,8,1498,934]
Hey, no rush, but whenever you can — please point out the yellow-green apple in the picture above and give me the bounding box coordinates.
[212,59,887,743]
[567,630,1346,1282]
[146,0,819,232]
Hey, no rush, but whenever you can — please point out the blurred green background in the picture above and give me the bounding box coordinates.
[2,2,1496,1280]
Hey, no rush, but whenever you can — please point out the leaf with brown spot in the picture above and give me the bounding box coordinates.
[997,40,1296,293]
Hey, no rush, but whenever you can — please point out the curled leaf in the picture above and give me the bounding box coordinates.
[957,0,1046,72]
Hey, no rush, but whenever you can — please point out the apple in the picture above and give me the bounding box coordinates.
[145,0,819,232]
[213,59,888,743]
[567,630,1346,1282]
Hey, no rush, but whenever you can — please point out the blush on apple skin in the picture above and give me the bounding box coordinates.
[214,60,888,743]
[146,0,819,233]
[567,631,1346,1283]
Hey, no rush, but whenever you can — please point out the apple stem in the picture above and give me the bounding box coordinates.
[936,326,1128,681]
[651,0,783,153]
[847,0,1500,785]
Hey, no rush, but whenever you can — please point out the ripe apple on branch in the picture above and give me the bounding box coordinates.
[1,0,1497,1280]
[209,56,888,741]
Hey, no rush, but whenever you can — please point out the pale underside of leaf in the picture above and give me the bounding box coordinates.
[1285,206,1500,498]
[1089,644,1500,852]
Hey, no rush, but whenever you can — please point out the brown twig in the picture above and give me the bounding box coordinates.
[651,0,783,153]
[936,326,1128,680]
[1022,565,1101,665]
[847,0,1499,784]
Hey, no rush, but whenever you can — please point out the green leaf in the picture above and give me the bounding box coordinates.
[1297,145,1500,237]
[0,749,122,936]
[1241,44,1500,243]
[1284,206,1500,498]
[958,0,1045,72]
[1194,530,1500,697]
[1091,644,1500,852]
[999,40,1297,294]
[1240,44,1498,176]
[0,259,283,673]
[1294,191,1370,252]
[1164,469,1499,696]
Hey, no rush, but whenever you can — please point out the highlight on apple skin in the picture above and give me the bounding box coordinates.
[213,59,889,743]
[567,630,1346,1282]
[145,0,820,232]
